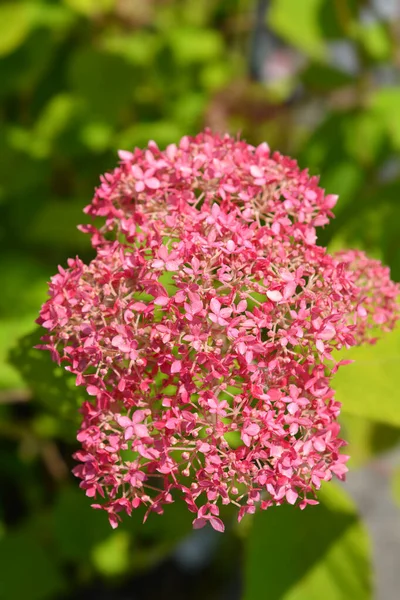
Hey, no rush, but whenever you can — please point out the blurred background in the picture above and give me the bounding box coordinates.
[1,1,400,598]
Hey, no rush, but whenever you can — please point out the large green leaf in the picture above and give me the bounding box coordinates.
[0,255,45,389]
[244,483,372,600]
[0,318,39,390]
[333,328,400,427]
[53,486,112,562]
[8,327,85,430]
[341,413,400,467]
[0,529,65,600]
[53,486,193,574]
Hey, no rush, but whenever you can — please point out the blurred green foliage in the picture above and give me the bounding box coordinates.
[1,0,400,598]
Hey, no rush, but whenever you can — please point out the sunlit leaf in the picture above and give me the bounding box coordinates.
[320,162,364,212]
[0,3,34,56]
[344,111,386,165]
[0,318,37,390]
[167,27,223,64]
[370,87,400,149]
[268,0,327,59]
[200,61,234,91]
[357,21,392,61]
[101,31,161,66]
[333,328,400,426]
[244,483,372,600]
[340,413,400,467]
[63,0,115,16]
[0,2,75,57]
[92,531,131,575]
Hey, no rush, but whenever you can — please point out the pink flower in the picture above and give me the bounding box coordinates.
[116,411,149,440]
[184,293,203,321]
[209,298,232,326]
[241,422,260,447]
[37,130,399,532]
[151,245,180,271]
[131,165,161,191]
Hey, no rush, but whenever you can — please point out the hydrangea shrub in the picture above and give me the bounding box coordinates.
[37,131,399,532]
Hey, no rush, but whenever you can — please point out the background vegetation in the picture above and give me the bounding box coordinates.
[0,1,399,598]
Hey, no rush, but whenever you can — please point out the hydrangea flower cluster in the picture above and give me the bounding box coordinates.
[38,131,399,532]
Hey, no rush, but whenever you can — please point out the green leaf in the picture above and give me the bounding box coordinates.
[53,486,111,562]
[370,87,400,149]
[30,3,76,33]
[179,0,214,27]
[170,93,206,128]
[8,327,85,430]
[0,256,49,389]
[92,531,131,576]
[31,94,80,158]
[0,529,65,600]
[301,63,354,92]
[0,28,61,100]
[0,318,38,390]
[80,121,113,152]
[115,121,184,151]
[268,0,327,60]
[0,3,34,56]
[53,487,193,573]
[320,161,364,212]
[130,497,193,544]
[344,111,386,165]
[200,61,234,91]
[63,0,115,16]
[101,31,161,66]
[68,49,136,121]
[357,22,392,61]
[298,112,349,175]
[340,413,400,468]
[167,27,223,64]
[0,2,75,57]
[333,328,400,427]
[0,255,48,319]
[26,200,92,252]
[244,483,372,600]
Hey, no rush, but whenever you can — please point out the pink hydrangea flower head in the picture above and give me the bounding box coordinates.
[37,130,399,531]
